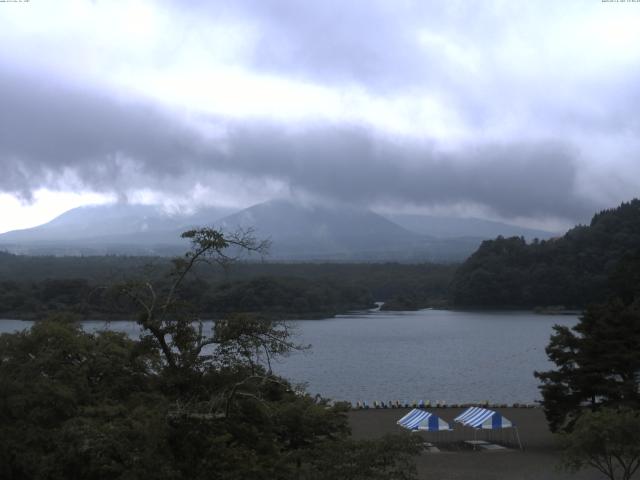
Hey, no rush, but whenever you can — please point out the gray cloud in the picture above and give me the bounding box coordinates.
[0,70,209,198]
[0,69,598,221]
[222,124,591,219]
[184,0,640,137]
[189,0,456,90]
[3,0,639,225]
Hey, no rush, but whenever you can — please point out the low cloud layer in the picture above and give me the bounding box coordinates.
[0,72,205,199]
[0,70,596,221]
[1,0,639,228]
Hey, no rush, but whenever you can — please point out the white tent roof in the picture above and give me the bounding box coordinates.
[454,407,513,429]
[397,409,452,431]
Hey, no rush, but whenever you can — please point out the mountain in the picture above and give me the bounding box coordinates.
[217,199,415,259]
[0,199,487,261]
[216,199,481,261]
[450,199,640,308]
[0,199,548,261]
[382,213,555,240]
[0,203,235,255]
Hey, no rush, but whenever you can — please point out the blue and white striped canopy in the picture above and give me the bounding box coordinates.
[397,409,452,431]
[454,407,513,430]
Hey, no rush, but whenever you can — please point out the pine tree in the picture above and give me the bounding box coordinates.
[535,254,640,432]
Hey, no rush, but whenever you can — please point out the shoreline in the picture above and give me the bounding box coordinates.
[346,400,539,409]
[348,407,553,447]
[0,305,584,322]
[0,310,345,322]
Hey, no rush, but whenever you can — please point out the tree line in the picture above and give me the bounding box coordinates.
[451,199,640,308]
[0,252,456,318]
[0,276,375,320]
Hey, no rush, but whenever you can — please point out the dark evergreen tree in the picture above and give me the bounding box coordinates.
[535,253,640,432]
[452,199,640,308]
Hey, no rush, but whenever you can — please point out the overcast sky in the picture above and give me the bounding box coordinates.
[1,0,639,233]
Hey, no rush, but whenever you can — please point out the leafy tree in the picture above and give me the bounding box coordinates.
[0,227,421,479]
[300,434,422,480]
[0,317,170,480]
[535,254,640,432]
[561,408,640,480]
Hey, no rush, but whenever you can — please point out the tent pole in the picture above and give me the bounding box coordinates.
[515,427,523,451]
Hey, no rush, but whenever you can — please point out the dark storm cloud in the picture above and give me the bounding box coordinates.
[0,69,595,220]
[221,124,592,219]
[0,71,209,198]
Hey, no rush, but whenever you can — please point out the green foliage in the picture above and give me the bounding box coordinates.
[0,263,458,319]
[0,275,375,320]
[211,314,304,383]
[0,311,417,479]
[561,408,640,480]
[0,318,170,480]
[299,434,422,480]
[0,249,457,319]
[0,228,421,479]
[535,253,640,432]
[451,199,640,308]
[204,276,375,317]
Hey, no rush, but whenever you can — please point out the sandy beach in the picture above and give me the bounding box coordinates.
[348,407,605,480]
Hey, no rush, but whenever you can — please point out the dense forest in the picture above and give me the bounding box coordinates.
[0,276,373,320]
[451,199,640,308]
[0,228,421,479]
[0,253,455,319]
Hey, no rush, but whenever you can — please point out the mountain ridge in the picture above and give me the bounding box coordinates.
[382,213,555,240]
[0,199,554,261]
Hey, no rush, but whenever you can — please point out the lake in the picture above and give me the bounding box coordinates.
[0,309,577,404]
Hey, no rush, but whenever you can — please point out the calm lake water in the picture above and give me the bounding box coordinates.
[0,309,577,404]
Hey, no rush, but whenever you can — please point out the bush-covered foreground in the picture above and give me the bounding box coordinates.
[0,228,421,479]
[0,320,420,480]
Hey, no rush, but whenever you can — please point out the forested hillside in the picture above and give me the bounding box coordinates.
[451,200,640,308]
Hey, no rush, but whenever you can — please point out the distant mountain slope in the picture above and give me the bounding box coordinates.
[450,199,640,308]
[383,213,555,240]
[0,199,490,261]
[216,199,481,261]
[218,199,418,257]
[0,204,235,255]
